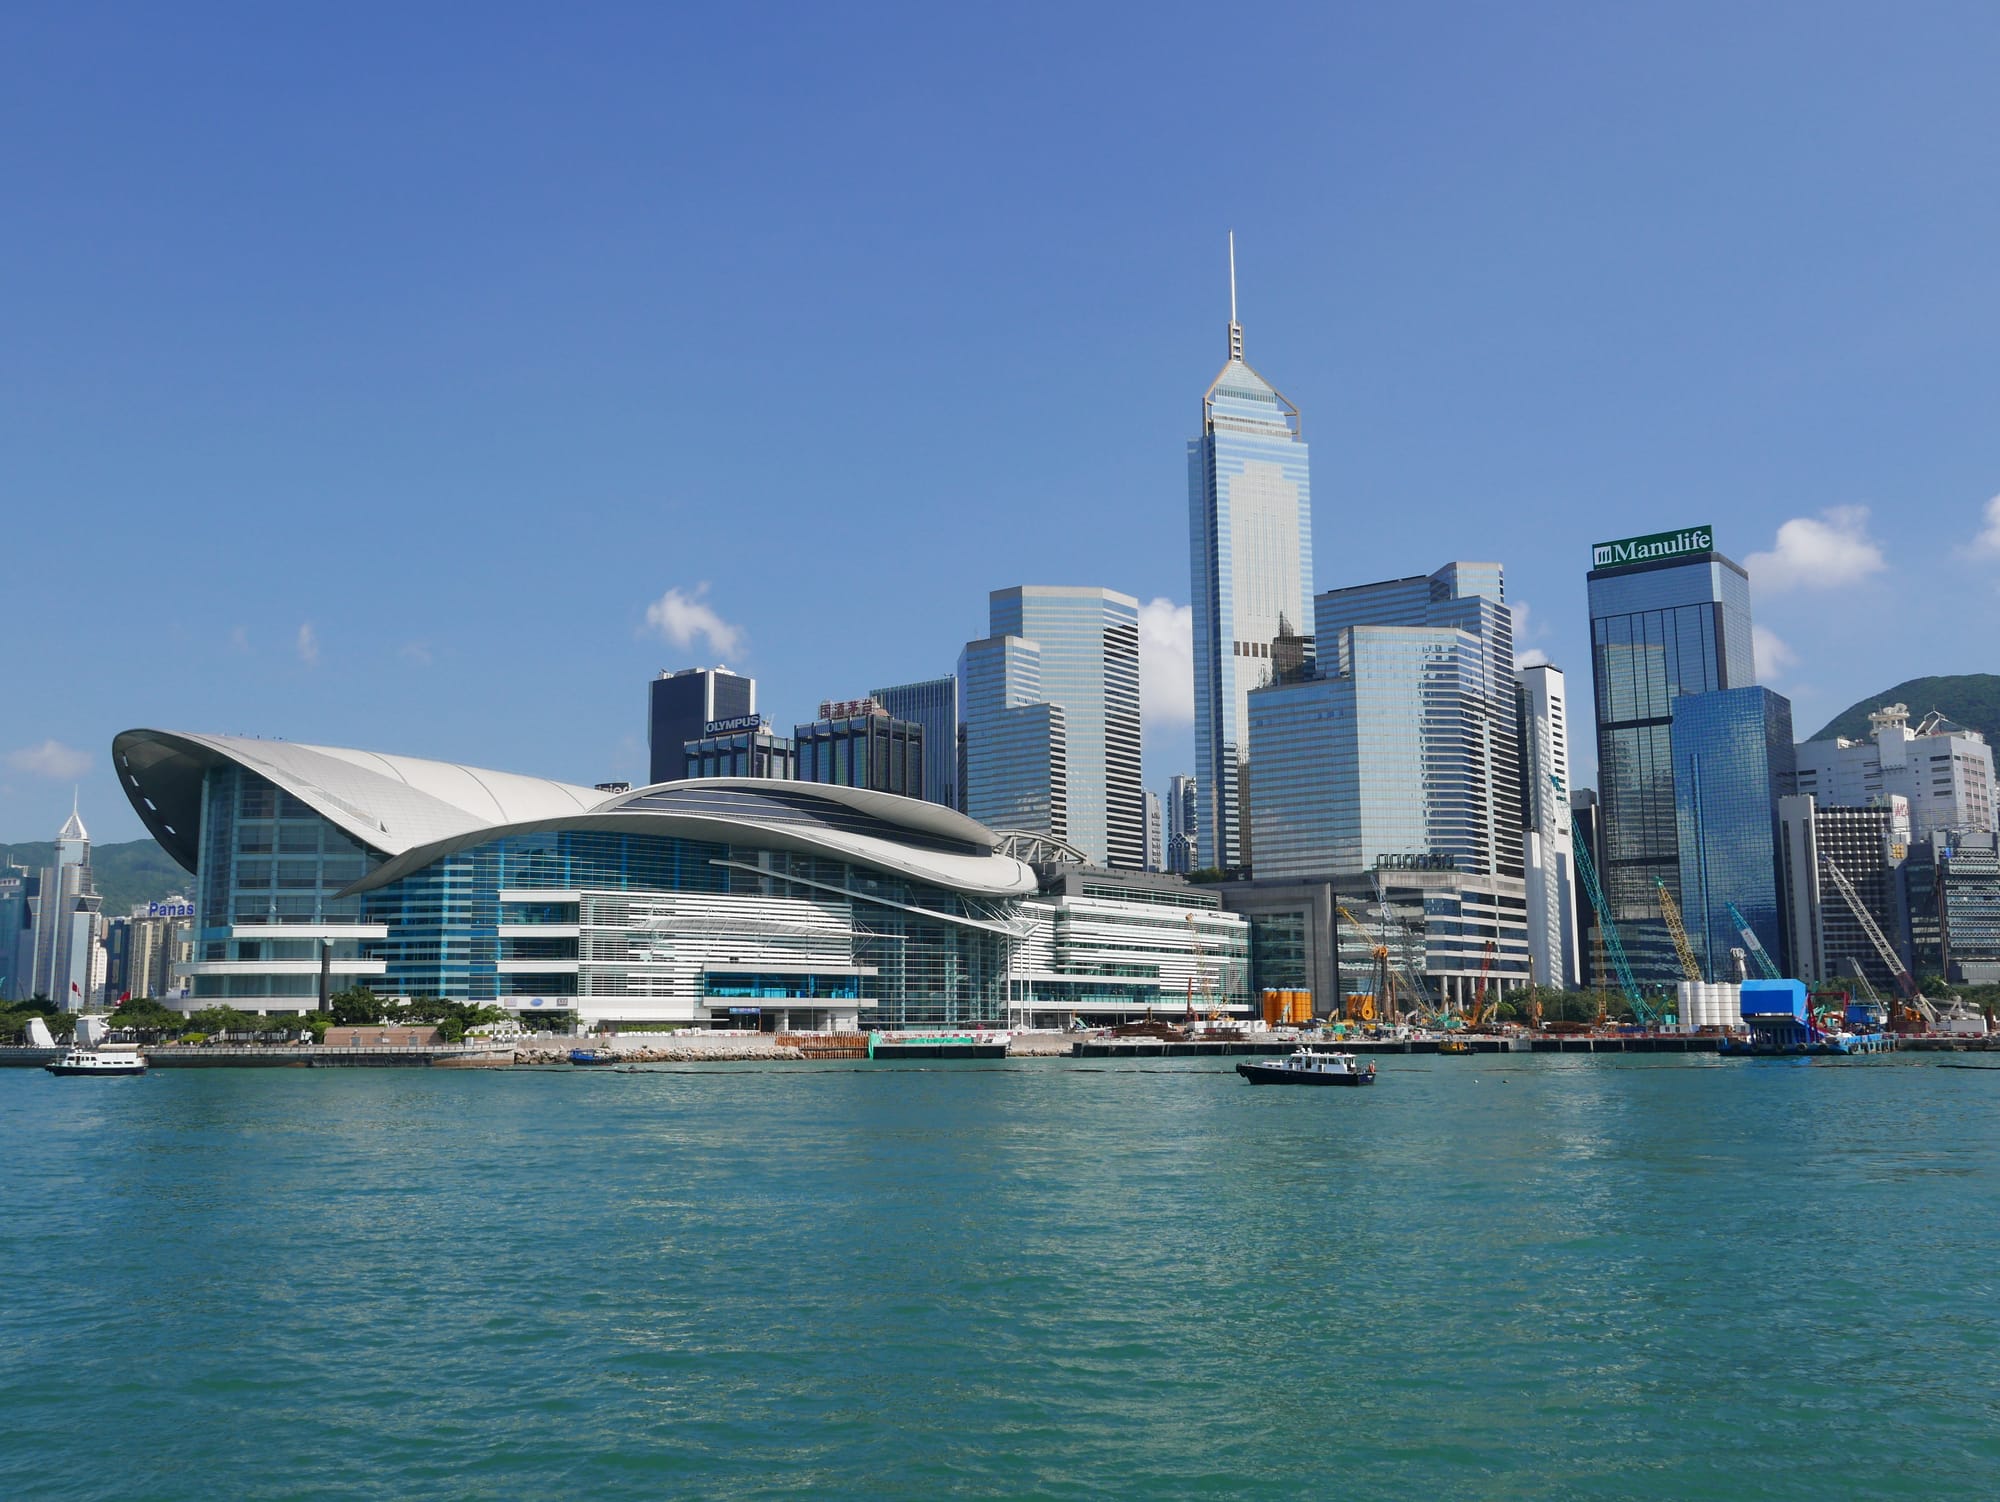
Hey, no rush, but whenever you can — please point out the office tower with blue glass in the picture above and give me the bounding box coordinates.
[1670,685,1796,979]
[1188,237,1313,873]
[648,666,755,786]
[985,586,1142,868]
[870,675,959,811]
[1587,526,1755,987]
[1245,562,1527,1003]
[957,634,1069,842]
[793,699,925,798]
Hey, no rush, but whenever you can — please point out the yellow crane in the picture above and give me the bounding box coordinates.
[1655,878,1704,984]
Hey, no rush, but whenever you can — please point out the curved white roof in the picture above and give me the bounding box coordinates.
[112,730,613,871]
[114,736,1038,901]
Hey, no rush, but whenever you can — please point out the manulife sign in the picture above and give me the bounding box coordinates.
[1590,525,1713,570]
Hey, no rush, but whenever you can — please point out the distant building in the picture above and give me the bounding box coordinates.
[1244,563,1527,1002]
[685,716,796,781]
[871,676,960,811]
[1670,686,1796,980]
[1569,789,1603,988]
[793,700,924,799]
[0,863,30,1002]
[1516,663,1580,989]
[1777,793,1909,991]
[125,898,194,1001]
[25,800,103,1009]
[1587,525,1756,987]
[958,634,1069,842]
[1143,790,1163,872]
[648,667,754,786]
[987,586,1142,869]
[1796,705,1994,840]
[1167,774,1198,875]
[1904,830,2000,986]
[1248,562,1523,882]
[1189,238,1314,872]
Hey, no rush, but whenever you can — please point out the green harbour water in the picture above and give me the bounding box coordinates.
[3,1053,1997,1500]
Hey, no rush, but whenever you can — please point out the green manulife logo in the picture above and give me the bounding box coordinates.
[1591,526,1713,570]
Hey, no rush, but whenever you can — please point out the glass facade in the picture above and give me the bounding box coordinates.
[1670,686,1795,980]
[1189,324,1313,872]
[648,668,754,785]
[684,726,796,781]
[188,765,385,1001]
[986,587,1142,869]
[792,711,924,798]
[1248,563,1520,884]
[1588,549,1755,985]
[870,676,959,811]
[958,635,1068,840]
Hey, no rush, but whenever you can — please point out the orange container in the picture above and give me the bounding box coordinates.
[1261,990,1286,1026]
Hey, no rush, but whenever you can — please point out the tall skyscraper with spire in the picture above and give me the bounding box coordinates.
[28,794,103,1008]
[1188,235,1314,871]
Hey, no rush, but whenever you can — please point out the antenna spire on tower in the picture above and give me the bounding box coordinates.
[1227,231,1244,362]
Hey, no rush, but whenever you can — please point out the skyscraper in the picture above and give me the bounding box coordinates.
[1143,790,1163,872]
[1670,685,1796,980]
[958,634,1068,841]
[27,798,102,1009]
[987,586,1142,868]
[1587,525,1755,986]
[1188,236,1313,872]
[1246,562,1521,882]
[871,675,960,811]
[647,667,755,785]
[1777,794,1909,990]
[1517,663,1580,989]
[1167,774,1198,875]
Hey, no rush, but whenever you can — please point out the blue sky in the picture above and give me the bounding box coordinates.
[4,2,1997,845]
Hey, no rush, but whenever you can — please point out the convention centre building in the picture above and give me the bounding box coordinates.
[113,731,1249,1031]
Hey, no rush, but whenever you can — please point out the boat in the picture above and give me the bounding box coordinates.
[1236,1047,1376,1087]
[568,1048,618,1065]
[44,1015,147,1077]
[1437,1035,1473,1055]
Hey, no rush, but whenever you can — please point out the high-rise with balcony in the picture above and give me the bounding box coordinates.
[1516,663,1579,988]
[1188,237,1313,872]
[1586,525,1756,987]
[985,586,1143,868]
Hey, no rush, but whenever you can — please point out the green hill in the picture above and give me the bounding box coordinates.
[0,838,191,916]
[1809,674,2000,745]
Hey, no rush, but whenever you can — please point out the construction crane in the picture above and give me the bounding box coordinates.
[1336,902,1438,1026]
[1655,879,1705,984]
[1370,873,1442,1020]
[1818,857,1935,1027]
[1555,774,1646,1016]
[1465,939,1498,1030]
[1724,901,1782,981]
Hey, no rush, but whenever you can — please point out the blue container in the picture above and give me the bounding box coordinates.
[1740,979,1808,1022]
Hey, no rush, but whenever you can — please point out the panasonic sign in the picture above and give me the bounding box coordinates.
[1591,525,1713,570]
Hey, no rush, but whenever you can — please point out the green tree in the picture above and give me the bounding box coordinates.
[329,986,384,1026]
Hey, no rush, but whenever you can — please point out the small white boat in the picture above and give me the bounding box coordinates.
[44,1015,148,1078]
[1236,1047,1376,1087]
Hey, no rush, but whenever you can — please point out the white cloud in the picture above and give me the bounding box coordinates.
[7,739,93,780]
[643,585,744,657]
[1753,623,1797,681]
[1138,597,1194,726]
[1744,506,1887,591]
[1969,493,2000,557]
[296,623,319,667]
[400,641,434,667]
[1510,599,1550,668]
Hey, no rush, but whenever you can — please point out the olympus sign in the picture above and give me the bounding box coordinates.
[1591,525,1713,570]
